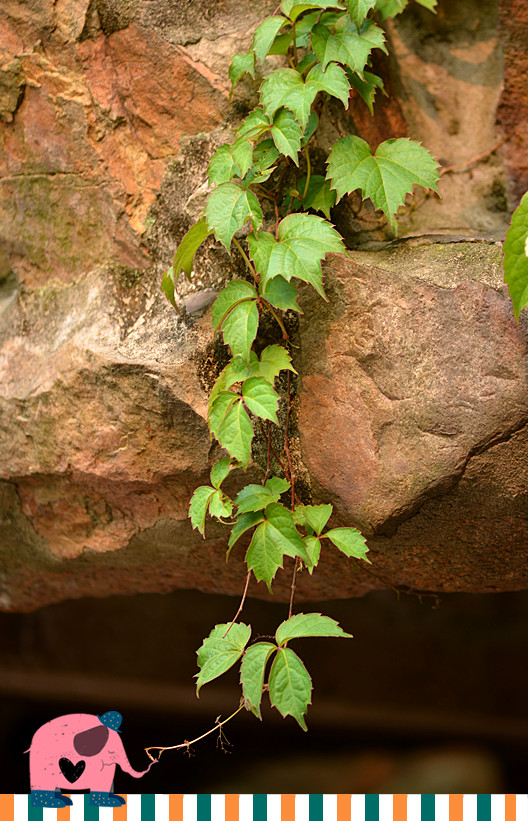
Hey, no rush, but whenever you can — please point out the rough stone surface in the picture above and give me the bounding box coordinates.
[1,0,528,611]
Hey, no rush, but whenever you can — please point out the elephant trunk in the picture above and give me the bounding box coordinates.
[111,733,155,779]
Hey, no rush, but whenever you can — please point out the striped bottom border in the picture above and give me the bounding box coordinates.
[0,794,525,821]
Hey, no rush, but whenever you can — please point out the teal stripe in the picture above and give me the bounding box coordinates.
[477,795,491,821]
[253,794,267,821]
[365,794,379,821]
[197,793,211,821]
[421,794,435,821]
[27,798,43,821]
[142,793,156,821]
[309,794,324,821]
[84,794,101,821]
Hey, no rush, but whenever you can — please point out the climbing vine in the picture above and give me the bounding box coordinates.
[159,0,440,734]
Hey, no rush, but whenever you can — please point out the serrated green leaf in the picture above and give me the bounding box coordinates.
[206,183,263,249]
[208,489,233,519]
[196,622,251,693]
[302,110,319,147]
[210,457,235,489]
[246,502,309,589]
[324,526,369,559]
[261,275,302,313]
[282,0,345,22]
[348,69,386,115]
[253,138,281,170]
[269,31,294,55]
[208,355,257,414]
[414,0,437,10]
[259,344,297,382]
[503,191,528,320]
[161,268,178,310]
[248,230,277,277]
[375,0,408,19]
[276,612,353,645]
[263,503,310,561]
[216,398,254,468]
[261,63,349,129]
[228,510,265,553]
[253,16,289,62]
[268,647,312,730]
[172,218,212,282]
[209,391,239,438]
[347,0,378,26]
[229,51,256,91]
[240,642,277,719]
[286,175,337,219]
[229,136,253,179]
[222,298,259,362]
[326,135,439,230]
[302,503,333,534]
[270,108,303,164]
[265,477,291,496]
[211,280,258,331]
[303,535,321,572]
[189,485,215,536]
[234,479,287,514]
[305,62,351,109]
[243,376,280,423]
[312,16,386,75]
[208,144,239,185]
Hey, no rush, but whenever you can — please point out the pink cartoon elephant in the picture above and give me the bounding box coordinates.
[26,710,157,808]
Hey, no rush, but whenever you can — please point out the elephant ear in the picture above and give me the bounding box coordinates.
[73,725,109,756]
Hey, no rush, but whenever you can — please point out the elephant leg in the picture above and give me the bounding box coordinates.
[55,790,73,806]
[31,790,69,808]
[90,792,126,807]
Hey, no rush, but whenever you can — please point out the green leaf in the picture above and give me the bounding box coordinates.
[243,376,280,423]
[375,0,408,19]
[263,503,310,561]
[256,213,345,299]
[302,503,333,534]
[270,108,303,164]
[230,136,254,179]
[196,622,251,693]
[208,489,233,520]
[240,642,277,719]
[211,280,258,331]
[348,69,386,115]
[347,0,378,27]
[237,108,271,139]
[311,16,386,75]
[253,138,281,171]
[208,144,239,185]
[261,63,349,129]
[286,175,337,219]
[282,0,345,22]
[261,275,302,313]
[216,398,254,468]
[268,647,312,730]
[248,230,276,277]
[161,268,178,309]
[305,62,351,109]
[234,477,290,513]
[503,191,528,320]
[303,535,321,573]
[275,612,353,645]
[326,135,440,230]
[324,526,369,559]
[189,485,215,536]
[210,457,235,489]
[228,51,256,91]
[228,510,265,553]
[221,298,259,362]
[259,345,297,382]
[172,218,212,282]
[205,182,263,249]
[414,0,437,10]
[246,503,309,589]
[253,16,289,62]
[265,477,291,496]
[209,391,239,439]
[302,110,319,147]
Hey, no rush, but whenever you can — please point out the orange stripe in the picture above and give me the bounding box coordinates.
[170,794,184,821]
[56,794,70,820]
[281,794,296,821]
[450,794,464,821]
[505,795,516,821]
[393,795,407,821]
[225,794,239,821]
[337,794,351,821]
[113,795,127,818]
[0,795,14,821]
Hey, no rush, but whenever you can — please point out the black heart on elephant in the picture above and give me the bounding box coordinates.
[58,757,86,783]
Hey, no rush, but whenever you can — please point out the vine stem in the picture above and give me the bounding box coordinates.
[301,147,311,200]
[144,703,244,761]
[223,570,252,638]
[232,236,259,283]
[291,21,298,67]
[262,300,289,341]
[288,557,300,619]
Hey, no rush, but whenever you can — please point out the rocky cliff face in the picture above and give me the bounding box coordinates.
[1,0,527,611]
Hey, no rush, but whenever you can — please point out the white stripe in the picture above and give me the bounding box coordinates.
[14,796,28,821]
[156,794,170,821]
[296,794,310,821]
[463,794,478,821]
[491,794,505,821]
[183,794,197,821]
[124,793,142,821]
[324,794,338,821]
[351,793,365,821]
[407,794,421,821]
[516,795,528,821]
[435,794,450,821]
[239,794,253,821]
[211,794,225,821]
[98,808,114,821]
[379,794,393,821]
[69,794,85,821]
[267,794,282,820]
[42,808,57,821]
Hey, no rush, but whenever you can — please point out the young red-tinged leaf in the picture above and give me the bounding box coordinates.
[221,299,259,362]
[261,275,302,313]
[242,376,280,424]
[228,51,256,91]
[211,280,258,331]
[259,345,297,382]
[275,612,353,645]
[216,399,254,468]
[205,183,263,249]
[227,510,265,554]
[311,16,386,75]
[189,485,215,536]
[503,191,528,320]
[240,642,277,719]
[326,135,440,231]
[302,503,333,535]
[172,218,212,282]
[210,457,235,489]
[268,647,312,730]
[253,16,289,63]
[303,535,321,573]
[347,0,378,27]
[196,622,251,693]
[323,526,370,560]
[208,490,233,520]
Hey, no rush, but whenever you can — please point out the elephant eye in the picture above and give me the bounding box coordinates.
[73,725,110,756]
